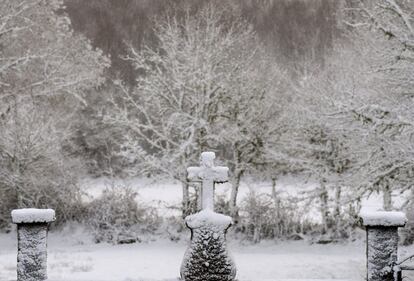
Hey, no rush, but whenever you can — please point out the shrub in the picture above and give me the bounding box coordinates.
[86,185,160,244]
[238,190,315,242]
[0,106,85,229]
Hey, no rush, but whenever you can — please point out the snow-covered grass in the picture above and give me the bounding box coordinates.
[2,228,414,281]
[0,230,369,281]
[1,177,411,281]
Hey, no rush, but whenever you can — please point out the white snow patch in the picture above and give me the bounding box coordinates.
[360,211,407,226]
[11,208,55,224]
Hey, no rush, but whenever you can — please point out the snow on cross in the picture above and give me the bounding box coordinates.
[187,151,229,210]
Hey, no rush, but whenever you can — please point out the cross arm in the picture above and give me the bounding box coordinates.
[187,166,229,183]
[187,166,203,182]
[212,166,229,183]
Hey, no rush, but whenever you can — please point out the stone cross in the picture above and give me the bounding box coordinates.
[360,211,407,281]
[12,208,56,281]
[187,152,229,211]
[182,152,236,281]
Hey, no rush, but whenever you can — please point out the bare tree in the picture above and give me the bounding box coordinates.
[293,0,414,214]
[0,0,109,227]
[339,0,414,209]
[104,4,283,217]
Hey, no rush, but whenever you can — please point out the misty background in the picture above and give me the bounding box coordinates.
[64,0,338,84]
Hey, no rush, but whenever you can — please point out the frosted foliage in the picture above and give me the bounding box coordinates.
[12,209,55,224]
[361,211,407,227]
[181,212,236,281]
[366,227,399,281]
[17,224,48,281]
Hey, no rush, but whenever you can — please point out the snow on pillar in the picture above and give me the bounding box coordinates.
[12,208,56,281]
[361,211,407,281]
[182,152,236,281]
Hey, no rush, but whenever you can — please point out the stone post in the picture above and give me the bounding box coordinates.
[11,208,56,281]
[361,211,407,281]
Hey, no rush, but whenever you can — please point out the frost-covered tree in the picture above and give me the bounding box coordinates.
[338,2,414,247]
[285,102,353,237]
[336,0,414,209]
[216,54,291,218]
[0,0,109,227]
[0,104,84,227]
[0,0,108,106]
[294,0,414,215]
[105,4,280,217]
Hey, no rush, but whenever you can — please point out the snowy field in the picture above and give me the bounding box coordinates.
[0,231,368,281]
[1,230,414,281]
[0,177,411,281]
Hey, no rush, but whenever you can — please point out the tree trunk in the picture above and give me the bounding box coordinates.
[182,181,190,218]
[271,177,281,237]
[230,169,243,220]
[253,223,261,243]
[382,183,392,211]
[320,180,329,234]
[334,185,342,237]
[271,177,277,200]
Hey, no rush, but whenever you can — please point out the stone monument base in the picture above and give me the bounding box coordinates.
[181,210,236,281]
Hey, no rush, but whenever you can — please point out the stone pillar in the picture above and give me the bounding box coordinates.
[181,210,236,281]
[361,211,407,281]
[11,208,56,281]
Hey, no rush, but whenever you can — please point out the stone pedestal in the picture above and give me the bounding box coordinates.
[11,208,55,281]
[181,210,236,281]
[361,211,407,281]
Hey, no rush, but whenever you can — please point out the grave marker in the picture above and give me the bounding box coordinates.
[181,152,236,281]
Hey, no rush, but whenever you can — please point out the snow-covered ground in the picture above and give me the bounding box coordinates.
[0,230,368,281]
[1,229,414,281]
[0,177,411,281]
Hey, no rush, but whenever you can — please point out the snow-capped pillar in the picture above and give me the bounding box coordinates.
[11,208,56,281]
[361,211,407,281]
